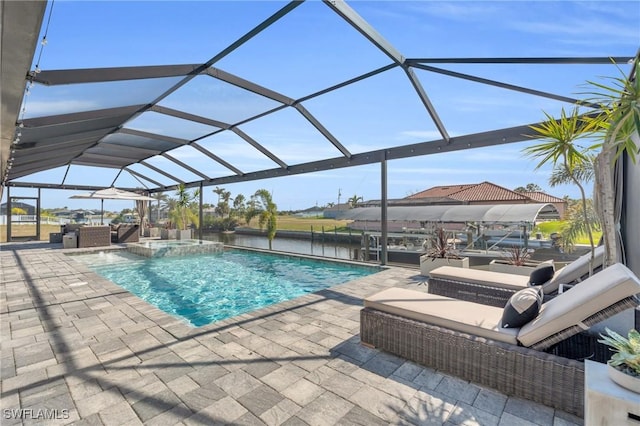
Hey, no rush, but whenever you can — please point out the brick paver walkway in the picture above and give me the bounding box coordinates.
[0,242,583,425]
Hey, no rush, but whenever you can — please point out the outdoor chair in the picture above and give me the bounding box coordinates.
[427,245,605,307]
[76,226,111,248]
[111,224,140,243]
[360,262,640,417]
[61,223,84,235]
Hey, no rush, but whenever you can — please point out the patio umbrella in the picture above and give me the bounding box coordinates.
[70,187,154,225]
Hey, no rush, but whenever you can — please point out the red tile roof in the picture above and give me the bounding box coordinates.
[407,184,476,199]
[407,181,529,202]
[523,191,566,203]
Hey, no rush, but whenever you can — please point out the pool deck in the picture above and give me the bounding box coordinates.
[1,241,583,425]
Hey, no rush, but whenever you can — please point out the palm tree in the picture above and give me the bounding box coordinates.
[164,197,177,227]
[244,195,259,226]
[548,156,596,188]
[232,194,246,219]
[548,156,600,251]
[557,199,601,253]
[221,190,232,218]
[254,189,277,250]
[170,184,199,230]
[213,186,226,210]
[524,107,597,274]
[581,57,640,266]
[347,194,363,208]
[150,192,168,223]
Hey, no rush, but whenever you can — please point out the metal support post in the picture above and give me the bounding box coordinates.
[381,152,388,265]
[198,181,204,240]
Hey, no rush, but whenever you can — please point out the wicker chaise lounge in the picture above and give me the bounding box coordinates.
[428,245,605,307]
[360,263,640,417]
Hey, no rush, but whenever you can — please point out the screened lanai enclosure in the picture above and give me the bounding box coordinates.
[1,1,639,268]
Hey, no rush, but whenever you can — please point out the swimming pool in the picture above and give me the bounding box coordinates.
[73,249,379,326]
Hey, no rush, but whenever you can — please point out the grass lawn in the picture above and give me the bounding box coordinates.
[1,224,61,243]
[534,221,602,245]
[246,215,354,232]
[2,217,351,243]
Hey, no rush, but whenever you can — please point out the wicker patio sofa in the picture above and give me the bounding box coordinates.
[427,245,605,307]
[76,226,111,248]
[360,262,640,417]
[111,224,140,243]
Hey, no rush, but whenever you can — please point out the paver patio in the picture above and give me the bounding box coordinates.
[0,242,584,425]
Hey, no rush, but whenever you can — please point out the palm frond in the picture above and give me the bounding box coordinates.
[580,57,640,163]
[549,159,595,187]
[524,107,594,170]
[558,199,600,252]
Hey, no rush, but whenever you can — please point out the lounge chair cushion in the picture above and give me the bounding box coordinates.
[364,287,519,344]
[528,262,555,286]
[546,245,605,293]
[430,266,530,291]
[501,287,542,328]
[517,263,640,347]
[430,246,606,295]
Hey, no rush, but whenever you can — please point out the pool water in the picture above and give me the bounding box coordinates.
[73,250,379,326]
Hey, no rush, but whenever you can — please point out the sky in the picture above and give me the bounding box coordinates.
[4,0,639,212]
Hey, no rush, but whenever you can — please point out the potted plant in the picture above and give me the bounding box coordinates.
[160,221,178,240]
[420,228,469,276]
[169,184,199,240]
[598,328,640,393]
[489,246,538,276]
[144,223,161,238]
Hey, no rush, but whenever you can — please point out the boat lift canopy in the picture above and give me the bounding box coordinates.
[335,203,559,224]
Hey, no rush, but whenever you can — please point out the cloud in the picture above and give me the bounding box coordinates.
[579,1,638,21]
[510,17,639,42]
[404,2,504,22]
[391,166,524,177]
[449,95,533,113]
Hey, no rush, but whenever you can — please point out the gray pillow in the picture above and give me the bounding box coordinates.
[501,287,542,328]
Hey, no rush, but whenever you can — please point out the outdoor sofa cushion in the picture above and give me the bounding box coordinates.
[545,244,606,293]
[501,287,543,328]
[430,266,530,291]
[517,262,640,347]
[364,287,519,344]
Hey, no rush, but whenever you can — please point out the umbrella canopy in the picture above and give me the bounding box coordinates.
[70,187,154,224]
[70,187,155,201]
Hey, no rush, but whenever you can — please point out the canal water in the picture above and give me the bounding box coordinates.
[201,231,360,261]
